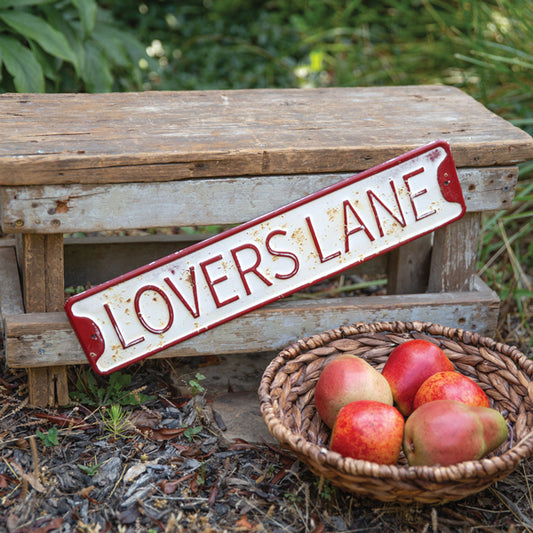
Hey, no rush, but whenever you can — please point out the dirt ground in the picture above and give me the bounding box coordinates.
[1,346,533,533]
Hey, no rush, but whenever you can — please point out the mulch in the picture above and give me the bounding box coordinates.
[1,347,533,532]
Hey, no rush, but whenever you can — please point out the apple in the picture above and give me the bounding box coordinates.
[381,339,454,416]
[413,371,490,410]
[314,354,393,428]
[330,400,404,464]
[403,399,508,466]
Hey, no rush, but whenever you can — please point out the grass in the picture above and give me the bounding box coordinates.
[478,168,533,352]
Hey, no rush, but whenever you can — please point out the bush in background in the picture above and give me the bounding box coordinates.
[0,0,147,92]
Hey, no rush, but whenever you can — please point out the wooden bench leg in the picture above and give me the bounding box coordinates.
[17,233,69,406]
[427,213,482,292]
[28,367,69,407]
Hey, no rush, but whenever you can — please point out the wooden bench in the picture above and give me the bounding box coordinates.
[1,86,532,407]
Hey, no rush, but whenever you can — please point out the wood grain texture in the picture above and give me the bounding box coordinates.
[0,246,23,334]
[427,212,482,292]
[17,233,68,406]
[0,87,531,186]
[44,234,64,313]
[5,278,499,368]
[0,167,518,234]
[17,234,46,312]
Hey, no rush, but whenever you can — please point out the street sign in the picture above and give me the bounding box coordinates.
[66,140,465,374]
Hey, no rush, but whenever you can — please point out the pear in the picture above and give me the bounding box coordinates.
[403,399,508,466]
[314,354,393,428]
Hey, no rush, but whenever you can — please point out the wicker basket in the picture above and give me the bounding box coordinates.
[259,321,533,504]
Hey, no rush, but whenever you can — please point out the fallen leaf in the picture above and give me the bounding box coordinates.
[29,516,63,533]
[310,514,325,533]
[160,472,195,494]
[136,426,186,441]
[228,438,259,452]
[271,457,296,484]
[157,395,191,409]
[235,515,254,531]
[119,507,139,525]
[12,462,45,493]
[33,412,93,430]
[208,484,219,506]
[130,410,161,429]
[124,463,146,483]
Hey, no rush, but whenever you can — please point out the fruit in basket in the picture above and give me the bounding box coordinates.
[381,339,454,416]
[314,354,393,428]
[330,400,404,464]
[403,399,508,466]
[413,371,490,410]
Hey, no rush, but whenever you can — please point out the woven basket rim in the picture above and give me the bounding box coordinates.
[259,320,533,484]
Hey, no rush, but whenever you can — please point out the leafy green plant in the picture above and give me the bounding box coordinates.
[0,0,149,92]
[100,404,133,440]
[71,369,155,407]
[36,425,59,447]
[183,425,202,441]
[315,478,335,501]
[78,462,100,477]
[188,372,206,396]
[64,285,87,296]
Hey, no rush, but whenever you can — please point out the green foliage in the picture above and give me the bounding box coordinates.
[100,404,133,440]
[188,372,206,396]
[477,169,533,348]
[64,285,86,296]
[0,0,148,92]
[71,369,155,407]
[78,462,100,476]
[183,425,202,441]
[315,478,335,501]
[36,425,59,447]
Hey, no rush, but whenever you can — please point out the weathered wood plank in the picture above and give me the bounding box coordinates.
[44,234,64,313]
[0,167,518,234]
[0,87,531,186]
[5,279,499,368]
[17,233,68,406]
[17,234,46,312]
[427,212,482,292]
[0,246,24,334]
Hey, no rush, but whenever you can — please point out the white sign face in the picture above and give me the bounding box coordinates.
[66,140,465,374]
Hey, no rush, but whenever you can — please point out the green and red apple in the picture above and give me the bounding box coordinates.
[314,354,393,428]
[381,339,454,416]
[330,400,404,464]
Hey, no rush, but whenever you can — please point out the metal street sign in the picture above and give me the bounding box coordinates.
[65,140,466,374]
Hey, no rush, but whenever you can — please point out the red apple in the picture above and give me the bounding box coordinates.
[314,354,393,428]
[381,339,454,416]
[330,400,404,464]
[403,399,508,466]
[413,371,490,410]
